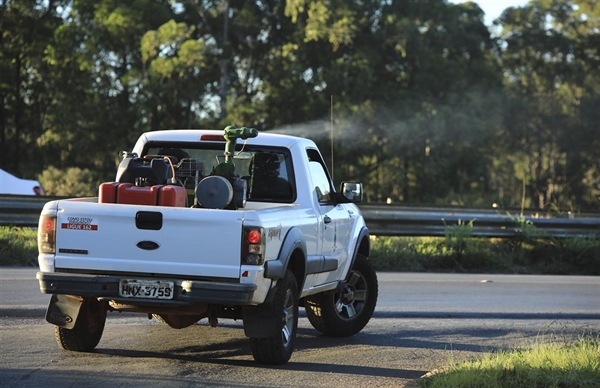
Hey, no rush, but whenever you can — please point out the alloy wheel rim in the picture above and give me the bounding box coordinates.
[334,270,367,321]
[281,289,295,347]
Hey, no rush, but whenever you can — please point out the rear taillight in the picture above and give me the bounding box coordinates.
[242,226,265,265]
[38,215,56,254]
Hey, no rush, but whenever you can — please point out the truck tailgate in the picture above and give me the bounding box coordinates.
[54,200,244,279]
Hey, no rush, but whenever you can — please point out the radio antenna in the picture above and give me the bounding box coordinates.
[330,95,334,182]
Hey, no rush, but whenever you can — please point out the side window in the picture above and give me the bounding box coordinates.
[307,149,332,203]
[248,150,294,201]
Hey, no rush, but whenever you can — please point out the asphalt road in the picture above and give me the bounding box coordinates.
[1,268,599,388]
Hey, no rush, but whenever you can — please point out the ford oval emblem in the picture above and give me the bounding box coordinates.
[137,240,160,250]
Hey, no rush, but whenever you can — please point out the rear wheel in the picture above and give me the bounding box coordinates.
[54,297,107,352]
[249,270,298,365]
[305,253,378,337]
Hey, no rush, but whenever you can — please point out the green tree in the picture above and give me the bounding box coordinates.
[141,19,210,130]
[1,0,597,208]
[39,166,102,197]
[37,0,173,183]
[495,0,600,210]
[0,0,67,177]
[285,1,502,204]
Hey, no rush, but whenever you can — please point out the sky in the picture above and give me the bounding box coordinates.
[448,0,530,25]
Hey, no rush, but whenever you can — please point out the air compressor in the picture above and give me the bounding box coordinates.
[195,126,258,210]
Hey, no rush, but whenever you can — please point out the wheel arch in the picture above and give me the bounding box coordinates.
[286,248,306,292]
[348,226,370,271]
[264,227,307,290]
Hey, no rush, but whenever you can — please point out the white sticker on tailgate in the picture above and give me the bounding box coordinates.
[61,217,98,231]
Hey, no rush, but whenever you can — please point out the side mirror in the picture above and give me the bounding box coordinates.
[119,150,138,159]
[340,182,363,203]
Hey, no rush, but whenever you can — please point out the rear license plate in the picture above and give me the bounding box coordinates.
[119,279,174,299]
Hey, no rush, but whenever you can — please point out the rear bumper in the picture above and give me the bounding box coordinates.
[37,271,257,306]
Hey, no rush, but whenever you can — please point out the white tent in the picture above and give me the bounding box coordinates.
[0,169,44,195]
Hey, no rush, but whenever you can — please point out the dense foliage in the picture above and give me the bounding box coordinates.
[370,234,600,275]
[1,0,599,211]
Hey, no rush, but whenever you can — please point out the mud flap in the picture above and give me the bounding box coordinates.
[242,286,278,338]
[45,294,85,329]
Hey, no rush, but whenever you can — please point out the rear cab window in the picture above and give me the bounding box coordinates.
[142,141,296,203]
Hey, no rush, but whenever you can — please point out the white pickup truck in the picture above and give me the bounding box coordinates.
[36,127,377,365]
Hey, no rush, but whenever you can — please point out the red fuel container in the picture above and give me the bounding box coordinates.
[117,184,162,206]
[158,185,187,207]
[98,182,121,203]
[98,182,186,207]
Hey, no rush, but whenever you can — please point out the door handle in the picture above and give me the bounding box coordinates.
[324,216,332,224]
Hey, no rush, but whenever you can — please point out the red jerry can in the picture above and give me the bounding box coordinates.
[117,184,162,206]
[98,182,186,207]
[98,182,122,203]
[158,185,187,207]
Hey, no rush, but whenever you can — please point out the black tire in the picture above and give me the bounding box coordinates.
[54,297,107,352]
[305,253,378,337]
[249,270,298,365]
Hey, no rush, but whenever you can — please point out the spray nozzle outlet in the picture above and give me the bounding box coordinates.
[223,126,258,142]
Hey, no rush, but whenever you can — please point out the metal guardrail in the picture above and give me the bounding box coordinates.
[1,195,599,238]
[361,205,600,238]
[0,195,59,228]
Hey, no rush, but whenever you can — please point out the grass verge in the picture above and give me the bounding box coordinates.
[0,226,38,266]
[369,235,600,275]
[419,336,600,388]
